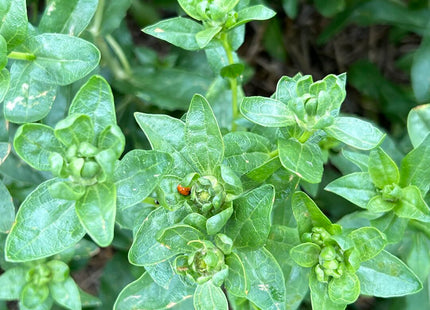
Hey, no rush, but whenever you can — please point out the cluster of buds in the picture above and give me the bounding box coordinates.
[174,240,228,286]
[192,0,238,27]
[380,183,403,203]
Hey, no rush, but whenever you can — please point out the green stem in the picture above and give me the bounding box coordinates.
[90,0,105,36]
[8,51,36,61]
[298,130,313,143]
[143,197,159,206]
[269,149,279,158]
[105,34,132,76]
[221,32,239,131]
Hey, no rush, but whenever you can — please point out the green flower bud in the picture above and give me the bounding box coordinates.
[26,264,51,286]
[191,176,226,215]
[321,259,339,271]
[47,260,70,283]
[311,227,331,245]
[315,264,328,283]
[69,157,85,178]
[65,144,78,161]
[320,245,337,261]
[381,183,402,202]
[81,160,100,179]
[77,141,99,157]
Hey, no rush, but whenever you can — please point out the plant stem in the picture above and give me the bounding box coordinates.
[7,51,36,61]
[298,130,313,143]
[269,149,279,158]
[221,33,239,131]
[105,34,132,76]
[90,0,105,36]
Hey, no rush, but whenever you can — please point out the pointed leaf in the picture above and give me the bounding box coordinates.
[348,227,386,262]
[325,172,376,209]
[324,117,385,150]
[290,243,321,267]
[75,182,116,247]
[358,250,422,297]
[240,97,295,127]
[407,104,430,148]
[369,148,399,188]
[278,138,324,184]
[157,224,204,253]
[194,282,228,310]
[5,179,85,262]
[206,206,233,235]
[185,94,223,174]
[395,185,430,222]
[143,17,203,51]
[228,5,276,29]
[225,185,274,250]
[115,150,172,209]
[49,277,81,310]
[196,26,222,48]
[0,267,26,299]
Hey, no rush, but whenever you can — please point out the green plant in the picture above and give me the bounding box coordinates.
[1,0,430,310]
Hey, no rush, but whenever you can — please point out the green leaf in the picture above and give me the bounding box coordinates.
[79,289,101,308]
[19,34,100,85]
[0,180,14,233]
[395,185,430,222]
[99,0,133,35]
[135,113,193,177]
[324,117,385,150]
[75,182,116,247]
[278,138,324,184]
[225,185,274,250]
[4,62,56,123]
[325,172,376,209]
[5,179,85,262]
[327,272,360,305]
[237,248,286,309]
[309,272,346,310]
[367,195,395,213]
[157,224,204,253]
[348,227,386,262]
[14,123,63,170]
[225,252,249,297]
[357,250,422,297]
[0,68,10,102]
[0,267,26,299]
[20,284,50,309]
[196,26,222,48]
[282,0,299,18]
[292,191,337,238]
[54,114,94,147]
[411,36,430,103]
[97,125,125,158]
[290,243,320,267]
[368,148,399,188]
[224,131,271,175]
[38,0,98,36]
[206,206,233,235]
[49,277,81,310]
[114,273,193,310]
[370,212,408,244]
[0,0,28,50]
[143,17,204,51]
[69,75,117,136]
[228,5,276,29]
[220,63,245,79]
[314,0,345,17]
[407,104,430,148]
[240,97,295,127]
[129,206,188,266]
[185,94,223,174]
[177,0,204,20]
[0,35,6,70]
[145,259,176,289]
[115,150,172,209]
[194,282,228,310]
[400,134,430,194]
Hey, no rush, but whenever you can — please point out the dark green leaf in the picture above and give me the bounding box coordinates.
[185,94,223,174]
[411,36,430,103]
[358,250,422,297]
[143,17,204,51]
[407,104,430,148]
[69,75,117,136]
[368,148,399,189]
[348,227,386,262]
[325,172,376,209]
[314,0,345,17]
[290,243,320,268]
[75,182,116,247]
[278,138,324,184]
[220,63,245,79]
[39,0,98,36]
[225,185,274,250]
[5,179,85,262]
[115,150,172,209]
[324,117,385,150]
[194,282,228,310]
[0,180,14,233]
[240,97,295,127]
[114,273,193,310]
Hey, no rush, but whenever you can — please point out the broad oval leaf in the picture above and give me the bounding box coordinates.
[290,243,320,268]
[14,123,63,170]
[324,117,385,150]
[143,17,203,51]
[114,150,173,209]
[75,182,116,247]
[278,138,323,184]
[4,62,57,123]
[194,282,228,310]
[240,96,295,127]
[357,250,422,297]
[54,114,94,146]
[237,248,286,310]
[185,94,223,174]
[407,104,430,148]
[157,224,204,253]
[325,172,376,209]
[348,227,386,262]
[0,0,28,50]
[22,33,100,86]
[5,179,85,262]
[49,277,81,310]
[38,0,98,36]
[0,267,26,299]
[69,75,117,135]
[225,184,274,250]
[327,272,360,305]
